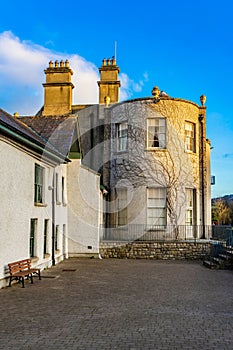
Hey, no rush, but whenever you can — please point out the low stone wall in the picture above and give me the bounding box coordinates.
[99,241,212,260]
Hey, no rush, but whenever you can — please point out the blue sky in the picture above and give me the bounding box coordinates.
[0,0,232,198]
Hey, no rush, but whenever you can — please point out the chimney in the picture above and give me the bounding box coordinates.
[97,57,121,104]
[42,60,74,116]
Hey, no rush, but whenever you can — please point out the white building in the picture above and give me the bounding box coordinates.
[0,109,69,288]
[0,60,103,288]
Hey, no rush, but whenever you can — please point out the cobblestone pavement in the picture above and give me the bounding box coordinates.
[0,258,233,350]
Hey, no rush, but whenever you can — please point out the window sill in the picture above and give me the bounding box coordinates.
[185,150,196,154]
[145,148,166,151]
[43,253,51,259]
[34,202,47,207]
[115,225,128,230]
[30,256,39,263]
[114,150,128,155]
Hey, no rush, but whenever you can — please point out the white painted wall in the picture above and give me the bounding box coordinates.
[67,159,102,256]
[0,137,68,288]
[53,164,69,263]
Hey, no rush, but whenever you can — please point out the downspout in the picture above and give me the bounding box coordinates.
[199,114,205,239]
[52,170,56,265]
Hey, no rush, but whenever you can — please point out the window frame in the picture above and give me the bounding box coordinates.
[56,172,62,205]
[185,121,196,153]
[147,187,167,227]
[62,176,67,205]
[43,219,49,256]
[116,188,128,226]
[146,118,166,149]
[116,122,128,152]
[30,218,38,258]
[185,188,196,226]
[63,224,67,257]
[55,225,59,251]
[34,164,45,204]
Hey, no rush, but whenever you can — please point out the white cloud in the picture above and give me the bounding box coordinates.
[0,31,147,114]
[0,31,100,114]
[69,55,99,105]
[0,31,50,85]
[119,72,149,100]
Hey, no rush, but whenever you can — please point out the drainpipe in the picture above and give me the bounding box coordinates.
[52,170,56,265]
[199,114,205,239]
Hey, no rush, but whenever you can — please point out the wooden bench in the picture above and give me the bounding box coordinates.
[8,259,41,288]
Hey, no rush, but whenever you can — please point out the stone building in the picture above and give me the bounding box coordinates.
[77,58,212,241]
[0,56,212,287]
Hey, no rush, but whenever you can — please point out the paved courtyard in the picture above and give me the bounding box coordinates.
[0,258,232,350]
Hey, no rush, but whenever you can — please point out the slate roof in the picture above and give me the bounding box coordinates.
[19,115,78,157]
[0,109,47,146]
[0,109,69,162]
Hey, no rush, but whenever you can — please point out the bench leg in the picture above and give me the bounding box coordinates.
[21,277,25,288]
[9,276,12,287]
[30,274,33,284]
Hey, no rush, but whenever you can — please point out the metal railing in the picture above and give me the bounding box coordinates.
[100,224,231,242]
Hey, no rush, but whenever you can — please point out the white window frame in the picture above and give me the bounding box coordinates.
[62,176,67,205]
[43,219,49,257]
[55,225,59,252]
[185,121,195,152]
[116,188,128,226]
[34,164,45,204]
[30,218,38,258]
[56,172,62,205]
[116,122,128,152]
[147,187,167,227]
[146,118,166,149]
[63,224,67,258]
[185,188,197,226]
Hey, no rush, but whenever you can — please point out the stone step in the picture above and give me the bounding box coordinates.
[226,249,233,257]
[211,257,229,269]
[212,257,225,264]
[218,254,231,261]
[203,260,219,269]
